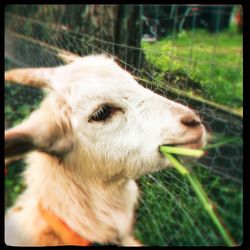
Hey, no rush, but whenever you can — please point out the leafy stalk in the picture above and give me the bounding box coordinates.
[160,147,236,246]
[160,145,204,157]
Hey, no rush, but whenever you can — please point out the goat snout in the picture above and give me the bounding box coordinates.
[180,114,201,128]
[161,109,206,150]
[177,112,206,149]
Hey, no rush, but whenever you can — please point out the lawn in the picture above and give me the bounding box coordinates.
[141,28,243,109]
[135,163,242,246]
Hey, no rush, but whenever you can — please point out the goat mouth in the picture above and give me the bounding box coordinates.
[163,140,203,150]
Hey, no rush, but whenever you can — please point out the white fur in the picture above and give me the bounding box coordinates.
[5,55,206,246]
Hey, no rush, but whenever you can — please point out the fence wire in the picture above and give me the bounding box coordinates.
[4,5,243,246]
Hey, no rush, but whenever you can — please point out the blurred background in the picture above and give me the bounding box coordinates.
[5,5,243,246]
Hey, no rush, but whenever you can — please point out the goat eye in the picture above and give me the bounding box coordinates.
[90,104,115,122]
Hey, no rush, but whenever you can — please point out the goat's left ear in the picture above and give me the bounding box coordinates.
[5,102,74,160]
[5,127,36,159]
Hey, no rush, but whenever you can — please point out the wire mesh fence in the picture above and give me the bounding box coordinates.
[4,5,243,246]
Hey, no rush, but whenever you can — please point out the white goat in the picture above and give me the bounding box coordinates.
[5,55,207,246]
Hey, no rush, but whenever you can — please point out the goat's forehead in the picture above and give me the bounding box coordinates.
[53,56,144,104]
[65,80,144,108]
[54,56,136,88]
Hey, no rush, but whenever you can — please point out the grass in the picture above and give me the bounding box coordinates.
[134,136,242,246]
[159,146,236,246]
[135,161,242,246]
[5,161,26,210]
[141,28,243,109]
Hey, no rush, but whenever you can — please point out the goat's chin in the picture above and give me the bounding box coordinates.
[147,157,172,174]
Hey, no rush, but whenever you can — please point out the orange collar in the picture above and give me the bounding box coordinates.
[38,202,91,246]
[5,165,91,246]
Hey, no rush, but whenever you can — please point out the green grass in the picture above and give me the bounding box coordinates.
[134,136,242,246]
[5,161,26,210]
[141,28,243,108]
[135,163,242,246]
[159,146,236,246]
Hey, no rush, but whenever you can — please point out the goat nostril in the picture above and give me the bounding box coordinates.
[181,115,201,128]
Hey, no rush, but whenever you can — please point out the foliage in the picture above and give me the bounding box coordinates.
[5,161,26,210]
[141,29,243,108]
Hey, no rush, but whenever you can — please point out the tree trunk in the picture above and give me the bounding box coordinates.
[114,5,145,72]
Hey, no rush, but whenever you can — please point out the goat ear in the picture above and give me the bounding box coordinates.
[5,127,36,158]
[5,52,80,90]
[5,106,73,160]
[5,67,56,90]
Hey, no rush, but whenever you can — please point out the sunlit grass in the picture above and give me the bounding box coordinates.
[142,29,243,108]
